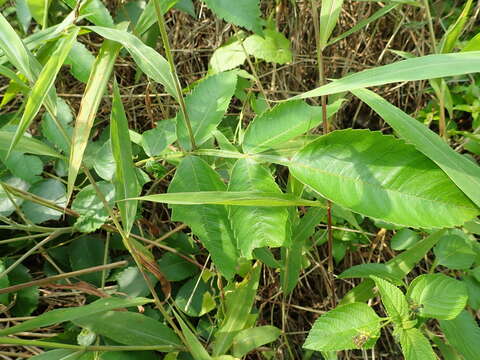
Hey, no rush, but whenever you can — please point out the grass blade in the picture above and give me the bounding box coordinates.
[319,0,345,50]
[8,28,79,156]
[110,80,140,235]
[292,52,480,100]
[352,88,480,209]
[67,33,124,200]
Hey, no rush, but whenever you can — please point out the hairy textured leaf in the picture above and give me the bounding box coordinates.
[440,310,480,360]
[168,156,238,279]
[353,88,480,210]
[406,274,468,320]
[399,328,436,360]
[371,276,409,326]
[177,71,237,150]
[243,99,342,154]
[203,0,262,33]
[228,158,290,258]
[9,28,78,156]
[304,302,381,351]
[68,36,122,199]
[111,81,140,235]
[86,26,176,98]
[293,52,480,100]
[74,310,181,350]
[289,129,478,228]
[0,297,152,336]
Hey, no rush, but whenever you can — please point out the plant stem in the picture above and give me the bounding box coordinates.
[153,0,196,150]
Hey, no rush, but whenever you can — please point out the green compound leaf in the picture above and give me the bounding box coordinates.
[406,274,468,320]
[304,302,381,351]
[203,0,263,34]
[289,129,479,228]
[228,158,290,258]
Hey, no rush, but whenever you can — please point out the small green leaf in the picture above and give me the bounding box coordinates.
[0,177,29,217]
[434,229,476,270]
[157,252,198,281]
[440,310,480,360]
[228,158,290,258]
[210,36,247,73]
[244,29,292,64]
[21,179,67,224]
[177,71,237,150]
[304,302,381,351]
[203,0,263,34]
[174,276,216,317]
[399,328,436,360]
[65,41,95,83]
[406,274,468,320]
[111,80,140,235]
[0,297,153,336]
[141,118,176,156]
[339,263,403,285]
[5,263,38,316]
[41,97,73,154]
[63,0,114,27]
[116,266,156,298]
[371,276,410,326]
[289,129,478,228]
[232,326,281,358]
[71,182,115,233]
[390,229,420,251]
[73,311,181,350]
[168,156,238,279]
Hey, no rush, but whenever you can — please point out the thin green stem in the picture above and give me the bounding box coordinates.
[153,0,196,150]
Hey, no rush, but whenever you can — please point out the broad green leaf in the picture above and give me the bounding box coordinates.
[212,263,261,356]
[116,266,156,298]
[74,311,181,350]
[228,158,290,258]
[92,140,115,181]
[399,328,436,360]
[111,80,140,235]
[319,0,345,49]
[203,0,262,34]
[353,88,480,209]
[65,41,95,83]
[242,99,342,154]
[440,310,480,360]
[433,229,476,270]
[9,28,79,156]
[289,129,479,228]
[71,182,115,233]
[0,131,61,158]
[439,0,473,53]
[244,29,292,64]
[30,350,84,360]
[282,207,326,295]
[0,177,29,217]
[293,52,480,100]
[406,274,468,320]
[177,71,237,150]
[174,276,216,317]
[85,26,176,98]
[168,156,238,279]
[5,262,38,316]
[69,235,107,287]
[141,118,176,156]
[303,302,381,351]
[26,0,52,27]
[21,179,67,224]
[391,229,420,251]
[41,97,73,154]
[135,191,322,207]
[67,36,123,200]
[157,252,198,281]
[371,276,409,326]
[0,297,152,336]
[232,326,281,358]
[0,150,43,184]
[210,36,246,73]
[63,0,114,27]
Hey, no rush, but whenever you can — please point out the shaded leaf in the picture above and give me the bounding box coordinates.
[21,179,67,224]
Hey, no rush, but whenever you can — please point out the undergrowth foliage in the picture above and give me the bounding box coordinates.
[0,0,479,359]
